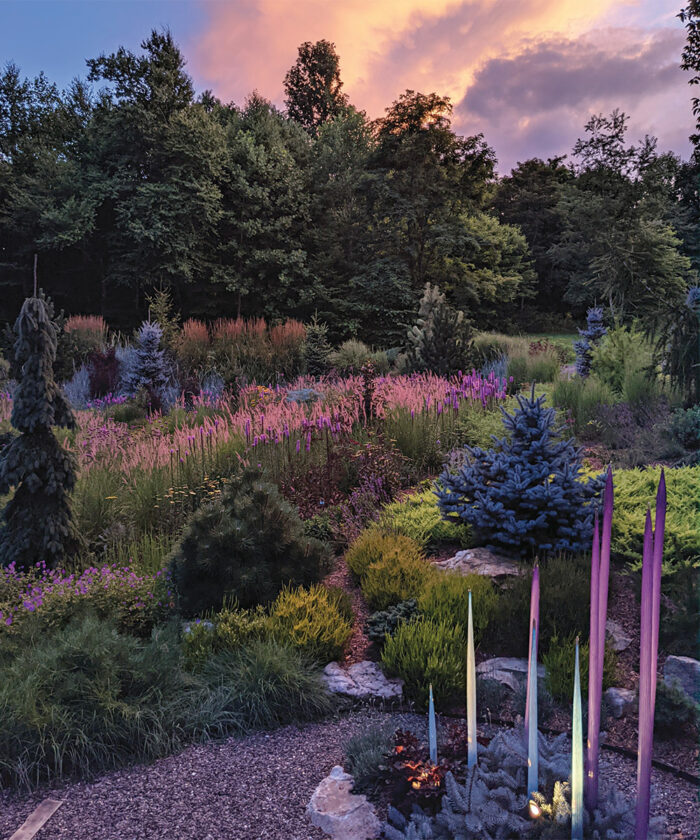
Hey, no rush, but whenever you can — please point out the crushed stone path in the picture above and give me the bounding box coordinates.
[0,711,389,840]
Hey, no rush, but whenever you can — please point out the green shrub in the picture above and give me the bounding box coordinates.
[660,560,700,657]
[361,550,434,611]
[376,489,471,548]
[454,400,517,450]
[476,676,510,718]
[669,406,700,451]
[591,327,654,395]
[325,585,354,623]
[366,599,418,646]
[328,340,388,375]
[269,584,353,663]
[169,467,328,616]
[417,572,499,645]
[543,634,616,703]
[551,376,617,437]
[344,725,395,793]
[483,553,591,657]
[104,400,148,425]
[381,617,465,708]
[346,530,424,579]
[654,680,699,737]
[611,466,700,567]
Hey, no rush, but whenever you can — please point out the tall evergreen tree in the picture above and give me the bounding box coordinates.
[680,0,700,144]
[283,40,348,134]
[0,296,81,568]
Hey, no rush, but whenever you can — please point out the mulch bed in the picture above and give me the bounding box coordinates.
[322,553,374,665]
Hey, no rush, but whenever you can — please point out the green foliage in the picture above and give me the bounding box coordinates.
[406,283,473,375]
[0,297,81,568]
[590,327,656,396]
[611,466,700,566]
[169,467,328,616]
[669,406,700,451]
[200,638,334,732]
[551,375,617,437]
[327,339,388,375]
[654,679,699,737]
[660,559,700,657]
[381,617,465,708]
[366,599,418,646]
[283,40,348,134]
[0,615,192,789]
[484,554,592,657]
[417,572,499,646]
[361,549,434,611]
[345,530,423,579]
[543,634,616,703]
[269,584,353,663]
[376,490,471,548]
[304,315,332,376]
[507,347,560,389]
[473,332,529,362]
[344,726,394,793]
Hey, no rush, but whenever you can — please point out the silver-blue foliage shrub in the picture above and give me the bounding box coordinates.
[436,386,603,556]
[574,306,606,378]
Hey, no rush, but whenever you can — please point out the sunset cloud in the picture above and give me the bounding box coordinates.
[190,0,694,171]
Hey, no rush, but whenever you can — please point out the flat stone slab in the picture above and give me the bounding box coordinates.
[433,548,523,580]
[605,619,632,652]
[322,661,403,700]
[476,657,545,693]
[307,765,380,840]
[605,687,637,719]
[664,656,700,703]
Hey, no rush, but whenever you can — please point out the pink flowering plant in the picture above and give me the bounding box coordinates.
[0,561,173,640]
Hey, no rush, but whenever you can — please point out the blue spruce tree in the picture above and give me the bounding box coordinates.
[122,321,171,406]
[436,386,603,556]
[574,306,606,378]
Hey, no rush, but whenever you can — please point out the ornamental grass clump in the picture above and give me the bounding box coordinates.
[437,385,603,557]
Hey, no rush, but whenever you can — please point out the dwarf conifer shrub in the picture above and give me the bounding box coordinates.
[270,584,353,663]
[122,321,172,406]
[0,297,82,568]
[361,549,434,611]
[346,530,423,579]
[381,617,464,707]
[366,599,418,646]
[437,386,603,556]
[169,467,328,616]
[406,283,473,375]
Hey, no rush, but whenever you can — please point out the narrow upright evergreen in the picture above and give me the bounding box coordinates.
[574,306,607,378]
[406,283,472,376]
[0,296,81,568]
[122,320,171,403]
[437,386,603,555]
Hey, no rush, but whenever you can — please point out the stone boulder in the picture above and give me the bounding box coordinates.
[663,656,700,703]
[476,657,545,693]
[307,765,380,840]
[433,548,523,581]
[604,687,637,719]
[322,661,403,700]
[605,619,632,652]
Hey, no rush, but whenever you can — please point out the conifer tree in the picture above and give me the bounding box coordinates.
[574,306,606,377]
[406,283,472,375]
[122,320,172,404]
[0,296,81,568]
[437,386,603,556]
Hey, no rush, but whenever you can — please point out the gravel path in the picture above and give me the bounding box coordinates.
[1,711,698,840]
[0,711,388,840]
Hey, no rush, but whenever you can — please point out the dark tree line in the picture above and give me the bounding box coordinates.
[0,31,697,345]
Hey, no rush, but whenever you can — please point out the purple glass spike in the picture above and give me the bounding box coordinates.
[524,564,540,740]
[585,512,601,811]
[635,508,655,840]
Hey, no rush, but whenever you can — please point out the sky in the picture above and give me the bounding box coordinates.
[0,0,694,172]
